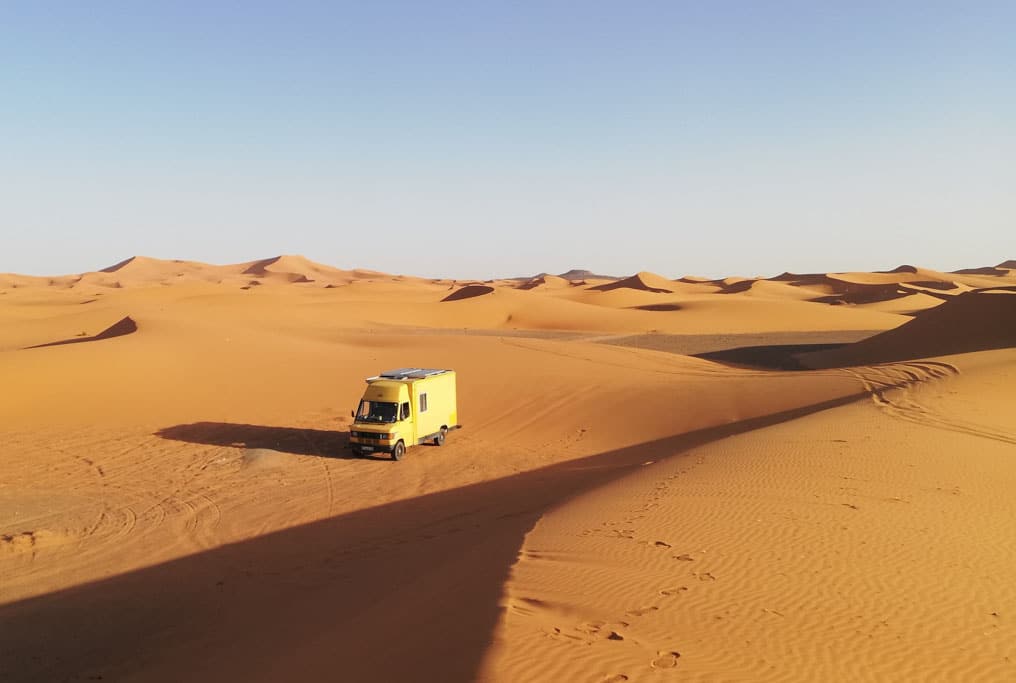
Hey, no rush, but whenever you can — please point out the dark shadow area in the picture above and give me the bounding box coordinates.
[695,343,847,370]
[241,256,314,283]
[514,275,549,290]
[156,422,357,459]
[952,266,1009,276]
[630,303,683,311]
[800,289,1016,368]
[241,255,282,275]
[99,256,137,273]
[808,289,910,306]
[441,284,494,301]
[908,280,959,291]
[715,279,754,294]
[589,274,672,293]
[0,393,874,683]
[598,330,879,359]
[697,290,1016,369]
[768,272,829,283]
[24,316,137,349]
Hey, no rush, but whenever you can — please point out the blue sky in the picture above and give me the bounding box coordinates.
[2,1,1013,278]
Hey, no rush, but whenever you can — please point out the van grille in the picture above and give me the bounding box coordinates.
[351,431,386,440]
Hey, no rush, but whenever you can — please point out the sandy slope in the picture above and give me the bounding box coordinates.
[482,350,1016,682]
[1,256,1014,682]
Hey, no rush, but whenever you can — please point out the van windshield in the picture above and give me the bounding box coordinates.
[357,400,398,423]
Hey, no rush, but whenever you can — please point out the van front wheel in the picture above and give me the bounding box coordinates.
[434,428,447,446]
[392,441,405,461]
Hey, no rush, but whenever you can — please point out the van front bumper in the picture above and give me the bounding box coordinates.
[349,438,393,455]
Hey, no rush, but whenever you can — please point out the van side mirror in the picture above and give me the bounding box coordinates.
[350,410,355,418]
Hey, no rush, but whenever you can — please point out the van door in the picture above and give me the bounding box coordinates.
[399,400,415,445]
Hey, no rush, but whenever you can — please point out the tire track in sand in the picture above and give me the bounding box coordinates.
[846,361,1016,445]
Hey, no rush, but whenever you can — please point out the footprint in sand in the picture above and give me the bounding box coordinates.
[603,676,629,682]
[549,627,585,642]
[660,586,688,596]
[654,540,672,549]
[626,606,659,617]
[576,620,606,635]
[651,651,681,669]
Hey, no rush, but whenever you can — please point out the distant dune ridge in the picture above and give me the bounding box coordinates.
[512,268,619,281]
[2,255,1015,347]
[516,275,570,290]
[3,254,1013,297]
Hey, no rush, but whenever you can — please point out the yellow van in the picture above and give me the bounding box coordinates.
[349,368,459,460]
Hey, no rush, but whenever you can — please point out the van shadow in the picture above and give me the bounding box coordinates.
[156,422,359,459]
[1,394,865,683]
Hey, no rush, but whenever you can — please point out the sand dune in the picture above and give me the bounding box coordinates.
[2,256,1015,682]
[100,255,211,276]
[516,274,570,290]
[755,267,1002,315]
[590,271,676,293]
[238,254,356,285]
[800,289,1016,368]
[482,350,1016,681]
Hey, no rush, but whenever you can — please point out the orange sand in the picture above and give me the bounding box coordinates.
[1,256,1014,682]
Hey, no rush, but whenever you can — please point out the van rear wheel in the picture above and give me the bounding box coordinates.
[434,428,447,446]
[392,441,405,461]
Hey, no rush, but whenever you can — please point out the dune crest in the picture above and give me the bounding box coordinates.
[98,255,204,274]
[590,271,675,294]
[240,254,353,284]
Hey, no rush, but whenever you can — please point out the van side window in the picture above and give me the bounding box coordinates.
[400,402,410,420]
[420,393,428,412]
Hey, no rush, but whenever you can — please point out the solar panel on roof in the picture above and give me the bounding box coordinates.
[380,368,420,378]
[377,368,450,379]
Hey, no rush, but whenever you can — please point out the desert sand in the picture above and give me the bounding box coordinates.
[1,256,1014,682]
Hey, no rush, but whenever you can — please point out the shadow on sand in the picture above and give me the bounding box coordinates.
[2,394,867,683]
[24,315,137,349]
[156,422,357,459]
[694,343,847,370]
